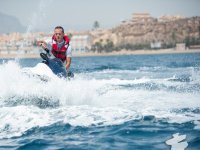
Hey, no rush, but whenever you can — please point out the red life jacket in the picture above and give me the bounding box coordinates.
[51,35,70,62]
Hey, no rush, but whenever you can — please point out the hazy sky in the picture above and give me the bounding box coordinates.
[0,0,200,32]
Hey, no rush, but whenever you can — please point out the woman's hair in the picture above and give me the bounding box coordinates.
[54,26,64,33]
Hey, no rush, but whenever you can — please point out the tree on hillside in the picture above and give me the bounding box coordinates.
[198,25,200,40]
[93,21,100,30]
[171,31,177,47]
[104,39,114,52]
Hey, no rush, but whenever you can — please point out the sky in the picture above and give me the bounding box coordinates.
[0,0,200,32]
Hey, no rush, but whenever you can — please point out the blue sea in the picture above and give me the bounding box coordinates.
[0,53,200,150]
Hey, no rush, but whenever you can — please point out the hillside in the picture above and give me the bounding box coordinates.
[0,12,25,34]
[90,16,200,50]
[114,17,200,45]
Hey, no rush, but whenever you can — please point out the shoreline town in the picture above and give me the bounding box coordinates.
[1,13,200,59]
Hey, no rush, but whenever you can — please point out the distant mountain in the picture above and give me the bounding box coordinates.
[0,12,26,34]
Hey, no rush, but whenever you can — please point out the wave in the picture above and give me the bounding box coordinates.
[0,60,200,139]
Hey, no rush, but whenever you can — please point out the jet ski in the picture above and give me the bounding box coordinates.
[22,48,74,81]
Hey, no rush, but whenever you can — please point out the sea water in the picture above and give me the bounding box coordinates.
[0,53,200,150]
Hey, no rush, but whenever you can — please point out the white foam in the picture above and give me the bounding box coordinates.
[166,133,188,150]
[194,120,200,130]
[0,61,200,139]
[0,105,138,139]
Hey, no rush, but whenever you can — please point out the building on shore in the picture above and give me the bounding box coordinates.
[132,13,155,22]
[70,32,92,53]
[158,15,185,22]
[150,41,162,49]
[176,43,186,50]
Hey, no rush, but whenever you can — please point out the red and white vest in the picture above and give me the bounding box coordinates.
[51,35,70,62]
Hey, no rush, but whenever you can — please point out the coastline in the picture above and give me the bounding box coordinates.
[73,49,200,57]
[0,49,200,59]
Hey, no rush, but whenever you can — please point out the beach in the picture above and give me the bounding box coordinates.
[0,48,200,59]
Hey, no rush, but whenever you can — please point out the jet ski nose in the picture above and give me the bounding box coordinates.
[39,52,74,79]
